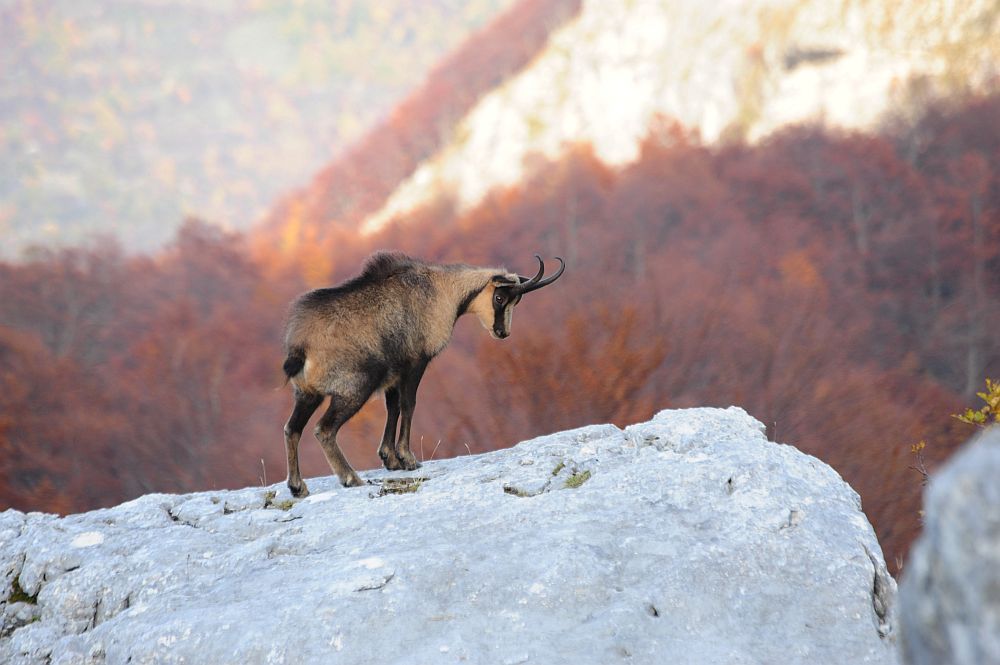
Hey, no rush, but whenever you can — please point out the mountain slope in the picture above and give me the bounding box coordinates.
[359,0,1000,233]
[254,0,582,262]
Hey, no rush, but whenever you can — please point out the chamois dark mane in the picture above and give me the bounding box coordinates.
[354,250,419,285]
[296,251,421,309]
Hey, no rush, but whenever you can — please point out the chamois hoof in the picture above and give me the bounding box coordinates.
[288,481,309,498]
[341,473,365,488]
[379,448,405,471]
[398,455,422,471]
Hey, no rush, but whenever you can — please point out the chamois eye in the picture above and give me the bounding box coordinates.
[494,293,504,304]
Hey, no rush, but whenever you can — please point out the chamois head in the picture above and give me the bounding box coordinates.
[472,255,565,339]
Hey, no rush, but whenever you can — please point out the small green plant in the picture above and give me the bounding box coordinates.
[262,490,295,511]
[8,577,38,605]
[909,440,930,486]
[564,470,592,489]
[376,477,426,497]
[954,378,1000,426]
[551,461,566,476]
[911,377,998,485]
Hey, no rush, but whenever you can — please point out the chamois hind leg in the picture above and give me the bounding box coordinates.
[284,391,324,498]
[315,393,367,488]
[378,386,404,471]
[395,360,428,471]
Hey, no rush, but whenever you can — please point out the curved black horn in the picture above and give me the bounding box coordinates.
[514,255,545,291]
[513,256,564,295]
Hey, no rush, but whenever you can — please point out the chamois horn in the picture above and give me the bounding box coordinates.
[512,255,565,295]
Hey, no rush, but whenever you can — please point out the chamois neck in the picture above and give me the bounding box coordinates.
[441,267,498,321]
[410,266,501,357]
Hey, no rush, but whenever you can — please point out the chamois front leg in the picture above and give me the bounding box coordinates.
[379,387,404,470]
[395,361,428,471]
[314,394,366,488]
[284,392,324,498]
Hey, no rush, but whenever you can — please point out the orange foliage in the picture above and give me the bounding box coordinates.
[2,94,999,578]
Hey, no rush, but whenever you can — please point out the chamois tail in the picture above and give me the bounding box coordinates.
[282,346,306,383]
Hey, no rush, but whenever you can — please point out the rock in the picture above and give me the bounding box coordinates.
[899,427,1000,664]
[1,407,897,664]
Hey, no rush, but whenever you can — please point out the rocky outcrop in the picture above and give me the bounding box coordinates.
[1,407,897,664]
[899,427,1000,664]
[363,0,999,233]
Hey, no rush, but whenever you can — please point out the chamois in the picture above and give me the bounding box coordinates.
[281,251,565,495]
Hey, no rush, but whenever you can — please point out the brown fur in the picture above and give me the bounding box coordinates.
[285,259,513,394]
[281,252,521,494]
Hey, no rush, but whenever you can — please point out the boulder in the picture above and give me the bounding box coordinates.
[899,427,1000,664]
[1,407,897,664]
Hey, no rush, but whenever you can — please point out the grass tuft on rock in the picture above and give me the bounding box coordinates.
[377,477,426,497]
[263,490,295,511]
[9,577,38,605]
[564,470,592,489]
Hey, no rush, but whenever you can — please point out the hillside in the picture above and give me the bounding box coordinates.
[254,0,582,265]
[358,0,1000,233]
[0,0,515,257]
[1,95,996,573]
[0,408,898,664]
[235,0,1000,571]
[2,1,998,582]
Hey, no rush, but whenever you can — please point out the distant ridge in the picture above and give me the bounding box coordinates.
[356,0,1000,236]
[257,0,998,262]
[255,0,582,258]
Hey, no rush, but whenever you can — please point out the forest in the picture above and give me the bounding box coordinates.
[1,92,997,573]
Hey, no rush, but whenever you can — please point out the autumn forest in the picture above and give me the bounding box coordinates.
[3,5,1000,574]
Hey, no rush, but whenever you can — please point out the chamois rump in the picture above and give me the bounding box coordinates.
[281,251,565,495]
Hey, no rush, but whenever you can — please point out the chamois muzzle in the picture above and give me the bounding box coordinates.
[511,255,565,295]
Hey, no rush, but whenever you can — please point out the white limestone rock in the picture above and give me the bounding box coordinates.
[1,407,897,664]
[899,427,1000,664]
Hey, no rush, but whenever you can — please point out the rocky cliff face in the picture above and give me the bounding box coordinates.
[362,0,999,233]
[1,407,897,664]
